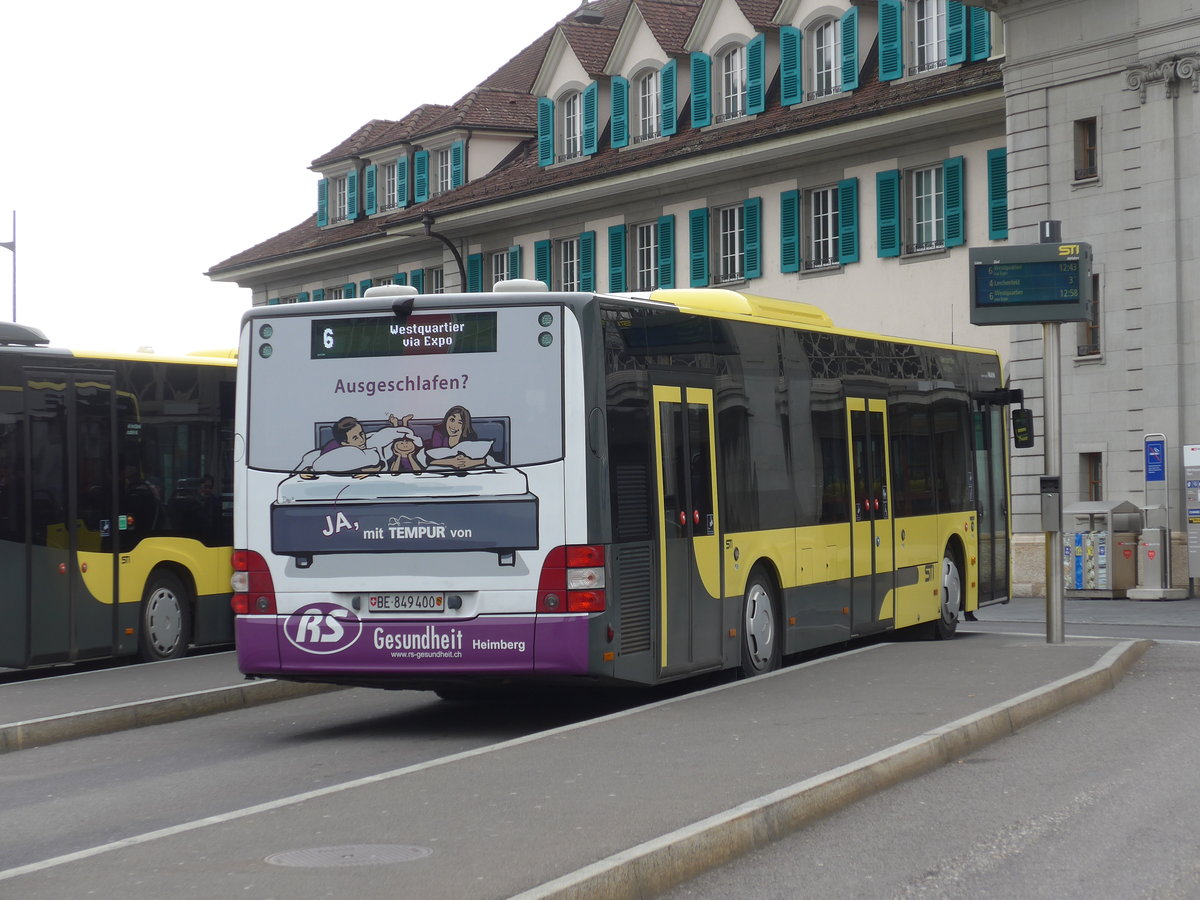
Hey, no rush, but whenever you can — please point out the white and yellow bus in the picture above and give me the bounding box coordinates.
[0,323,236,667]
[232,283,1013,692]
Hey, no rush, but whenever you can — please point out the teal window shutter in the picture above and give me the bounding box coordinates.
[534,239,552,287]
[313,288,326,302]
[689,208,709,287]
[393,273,407,286]
[537,98,555,167]
[660,60,677,136]
[580,231,596,291]
[508,245,522,279]
[396,156,409,208]
[344,282,357,299]
[780,190,800,273]
[746,34,766,115]
[658,214,675,289]
[346,169,359,221]
[467,253,483,292]
[969,7,991,61]
[947,1,968,66]
[944,156,965,247]
[876,170,901,258]
[780,26,803,106]
[840,7,860,90]
[413,151,429,203]
[838,177,860,264]
[608,224,627,292]
[987,148,1009,239]
[690,52,711,128]
[410,269,425,293]
[297,291,310,303]
[364,164,378,216]
[611,76,629,149]
[743,197,762,279]
[450,140,465,189]
[267,298,280,305]
[359,279,373,296]
[879,0,903,81]
[582,83,599,156]
[317,179,329,227]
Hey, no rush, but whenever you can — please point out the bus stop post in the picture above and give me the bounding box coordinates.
[1043,321,1065,644]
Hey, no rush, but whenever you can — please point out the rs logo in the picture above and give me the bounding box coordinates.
[284,603,362,655]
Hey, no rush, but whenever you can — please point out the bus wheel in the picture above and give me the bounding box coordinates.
[139,571,192,661]
[741,568,781,676]
[929,550,962,641]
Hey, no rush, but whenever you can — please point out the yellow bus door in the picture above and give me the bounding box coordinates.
[848,398,895,634]
[654,385,722,676]
[25,370,119,664]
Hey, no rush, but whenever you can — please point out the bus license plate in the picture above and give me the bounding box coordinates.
[367,593,445,613]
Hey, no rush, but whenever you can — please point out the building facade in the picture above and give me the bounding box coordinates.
[208,0,1199,595]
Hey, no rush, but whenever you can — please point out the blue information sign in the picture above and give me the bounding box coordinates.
[1145,439,1166,482]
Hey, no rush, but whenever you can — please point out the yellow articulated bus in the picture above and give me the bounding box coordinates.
[232,284,1013,693]
[0,323,236,667]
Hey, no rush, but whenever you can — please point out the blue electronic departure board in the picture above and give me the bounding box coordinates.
[969,243,1092,325]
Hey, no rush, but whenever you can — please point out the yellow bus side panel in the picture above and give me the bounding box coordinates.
[722,524,853,598]
[78,539,233,606]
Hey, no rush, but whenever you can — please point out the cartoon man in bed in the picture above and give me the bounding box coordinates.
[295,413,423,477]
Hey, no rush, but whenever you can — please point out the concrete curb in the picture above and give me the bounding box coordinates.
[514,638,1152,900]
[0,679,342,754]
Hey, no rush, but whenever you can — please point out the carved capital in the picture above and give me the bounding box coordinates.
[1176,54,1200,93]
[1126,55,1178,103]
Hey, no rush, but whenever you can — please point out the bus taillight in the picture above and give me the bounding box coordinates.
[230,549,277,615]
[537,545,606,613]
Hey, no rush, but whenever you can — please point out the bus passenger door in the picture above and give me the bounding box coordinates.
[976,403,1011,605]
[848,398,895,634]
[25,370,119,664]
[654,385,722,676]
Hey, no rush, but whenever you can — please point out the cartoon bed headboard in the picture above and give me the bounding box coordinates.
[313,417,510,465]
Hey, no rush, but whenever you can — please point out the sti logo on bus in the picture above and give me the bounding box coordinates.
[284,603,362,654]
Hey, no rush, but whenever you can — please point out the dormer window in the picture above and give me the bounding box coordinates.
[637,69,661,141]
[812,19,841,98]
[316,169,359,227]
[436,148,452,195]
[914,0,947,73]
[719,45,747,122]
[561,91,583,160]
[332,176,348,222]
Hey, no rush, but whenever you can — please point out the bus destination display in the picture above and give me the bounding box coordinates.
[312,313,497,359]
[969,243,1092,325]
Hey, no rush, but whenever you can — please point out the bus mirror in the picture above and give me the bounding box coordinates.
[1012,408,1035,449]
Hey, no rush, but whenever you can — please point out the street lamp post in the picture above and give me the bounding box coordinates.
[0,211,14,322]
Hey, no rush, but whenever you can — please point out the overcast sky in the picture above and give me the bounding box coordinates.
[0,0,574,355]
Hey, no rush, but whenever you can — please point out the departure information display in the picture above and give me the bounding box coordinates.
[969,243,1092,325]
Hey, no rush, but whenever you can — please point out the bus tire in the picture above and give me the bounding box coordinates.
[741,567,781,676]
[138,570,192,661]
[928,548,962,641]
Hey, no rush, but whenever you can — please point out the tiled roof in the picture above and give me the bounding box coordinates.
[733,0,781,29]
[418,89,539,135]
[636,0,704,55]
[210,56,1003,276]
[561,0,632,74]
[310,105,450,167]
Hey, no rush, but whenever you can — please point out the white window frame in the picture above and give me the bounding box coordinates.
[812,18,841,99]
[558,238,580,291]
[429,266,445,294]
[719,45,747,122]
[634,222,659,291]
[489,251,509,288]
[332,175,348,223]
[806,185,840,270]
[913,0,948,74]
[380,163,397,212]
[561,91,583,161]
[716,205,744,283]
[328,286,345,300]
[436,149,452,196]
[637,69,661,142]
[908,164,945,253]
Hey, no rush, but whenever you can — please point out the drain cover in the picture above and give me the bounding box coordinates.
[266,844,433,868]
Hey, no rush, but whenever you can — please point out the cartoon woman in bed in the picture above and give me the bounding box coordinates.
[424,405,490,470]
[295,414,416,477]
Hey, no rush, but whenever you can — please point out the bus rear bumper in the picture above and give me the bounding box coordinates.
[235,612,590,678]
